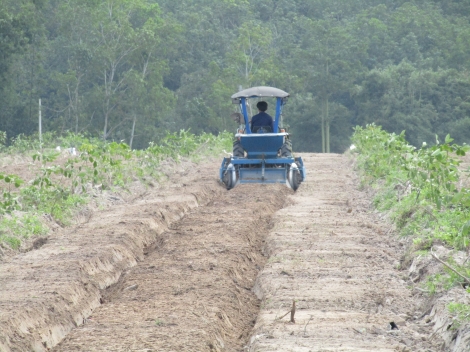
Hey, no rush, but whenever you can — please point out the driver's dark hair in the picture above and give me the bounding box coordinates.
[256,101,268,112]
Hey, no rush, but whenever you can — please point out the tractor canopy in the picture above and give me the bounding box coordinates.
[231,86,289,134]
[231,86,289,99]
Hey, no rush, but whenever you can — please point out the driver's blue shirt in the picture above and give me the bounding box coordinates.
[251,112,273,132]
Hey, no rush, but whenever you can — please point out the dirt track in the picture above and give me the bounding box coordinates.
[0,153,445,351]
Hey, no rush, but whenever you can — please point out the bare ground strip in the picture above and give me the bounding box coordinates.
[247,153,442,352]
[53,184,290,351]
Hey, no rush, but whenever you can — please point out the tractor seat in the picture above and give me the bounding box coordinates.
[252,126,273,133]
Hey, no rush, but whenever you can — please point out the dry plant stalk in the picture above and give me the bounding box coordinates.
[290,300,296,323]
[275,299,296,323]
[430,249,470,285]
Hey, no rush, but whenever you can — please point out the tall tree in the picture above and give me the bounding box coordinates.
[0,0,46,138]
[297,16,366,152]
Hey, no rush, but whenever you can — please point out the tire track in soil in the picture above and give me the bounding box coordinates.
[52,184,291,351]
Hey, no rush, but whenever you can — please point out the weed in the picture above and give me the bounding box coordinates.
[154,319,165,326]
[0,214,48,249]
[448,302,470,325]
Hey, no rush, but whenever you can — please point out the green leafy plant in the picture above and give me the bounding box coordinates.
[352,124,470,294]
[0,214,48,249]
[0,173,24,214]
[448,303,470,326]
[403,135,469,209]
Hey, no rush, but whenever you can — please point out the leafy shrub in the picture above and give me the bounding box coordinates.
[352,124,470,213]
[0,129,231,249]
[352,124,470,296]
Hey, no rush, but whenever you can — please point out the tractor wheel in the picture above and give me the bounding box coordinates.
[280,139,292,157]
[289,169,302,190]
[222,171,232,190]
[233,140,244,157]
[223,164,237,190]
[288,163,302,191]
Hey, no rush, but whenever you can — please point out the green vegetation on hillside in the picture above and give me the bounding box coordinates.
[352,124,470,252]
[0,130,231,250]
[0,0,470,152]
[352,124,470,321]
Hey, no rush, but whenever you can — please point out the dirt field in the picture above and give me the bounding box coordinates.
[0,153,450,351]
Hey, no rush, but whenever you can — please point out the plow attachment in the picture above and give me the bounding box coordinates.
[220,155,305,190]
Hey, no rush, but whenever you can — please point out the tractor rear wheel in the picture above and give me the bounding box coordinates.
[233,140,244,157]
[280,139,292,157]
[292,170,301,190]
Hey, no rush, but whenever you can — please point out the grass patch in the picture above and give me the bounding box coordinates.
[0,214,48,249]
[448,303,470,328]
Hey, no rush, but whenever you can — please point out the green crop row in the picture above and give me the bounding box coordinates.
[0,130,232,250]
[351,124,470,323]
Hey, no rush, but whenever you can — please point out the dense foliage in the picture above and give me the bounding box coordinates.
[1,0,470,151]
[352,125,470,295]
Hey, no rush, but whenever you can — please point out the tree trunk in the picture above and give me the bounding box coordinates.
[326,96,330,153]
[325,59,330,153]
[321,98,326,153]
[129,114,136,149]
[103,106,109,140]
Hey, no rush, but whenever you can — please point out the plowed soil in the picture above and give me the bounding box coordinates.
[0,153,445,351]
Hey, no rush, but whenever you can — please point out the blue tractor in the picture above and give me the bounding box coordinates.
[219,86,306,190]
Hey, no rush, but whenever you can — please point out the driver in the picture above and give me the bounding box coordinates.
[251,101,273,133]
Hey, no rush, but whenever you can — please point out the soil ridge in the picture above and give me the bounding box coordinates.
[0,169,222,351]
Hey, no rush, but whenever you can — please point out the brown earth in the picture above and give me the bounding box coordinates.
[0,152,456,351]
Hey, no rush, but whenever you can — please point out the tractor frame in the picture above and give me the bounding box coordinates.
[220,86,306,190]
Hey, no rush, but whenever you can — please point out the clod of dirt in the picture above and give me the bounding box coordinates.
[32,236,48,250]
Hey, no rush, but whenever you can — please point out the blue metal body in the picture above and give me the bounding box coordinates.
[220,86,306,190]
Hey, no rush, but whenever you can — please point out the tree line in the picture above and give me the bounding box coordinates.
[1,0,470,152]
